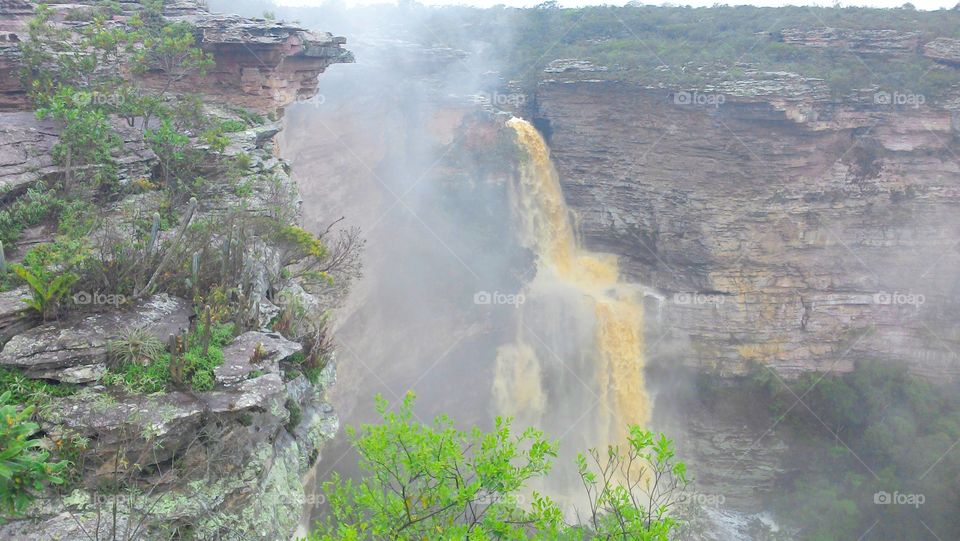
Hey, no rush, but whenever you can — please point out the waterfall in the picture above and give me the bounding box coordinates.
[493,117,650,455]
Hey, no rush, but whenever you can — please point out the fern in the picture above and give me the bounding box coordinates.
[11,264,77,321]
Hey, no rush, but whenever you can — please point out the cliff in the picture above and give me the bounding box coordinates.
[536,62,960,381]
[0,1,351,539]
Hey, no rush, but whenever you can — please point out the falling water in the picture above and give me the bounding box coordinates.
[493,118,650,453]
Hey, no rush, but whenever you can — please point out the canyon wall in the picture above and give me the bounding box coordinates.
[536,70,960,381]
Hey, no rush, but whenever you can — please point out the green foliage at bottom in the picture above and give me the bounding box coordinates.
[305,393,686,541]
[0,391,69,518]
[749,360,960,540]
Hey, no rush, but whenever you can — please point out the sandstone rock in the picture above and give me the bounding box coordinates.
[215,330,302,386]
[924,37,960,66]
[44,372,286,472]
[777,27,920,55]
[171,14,354,111]
[0,294,190,382]
[0,37,26,111]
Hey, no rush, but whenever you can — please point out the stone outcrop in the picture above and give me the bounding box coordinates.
[0,0,353,113]
[176,15,354,111]
[544,58,608,73]
[776,27,920,55]
[924,37,960,66]
[5,364,338,540]
[0,294,191,382]
[535,78,960,382]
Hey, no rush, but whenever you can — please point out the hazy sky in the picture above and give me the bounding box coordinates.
[276,0,957,9]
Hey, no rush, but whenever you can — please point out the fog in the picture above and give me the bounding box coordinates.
[206,2,960,539]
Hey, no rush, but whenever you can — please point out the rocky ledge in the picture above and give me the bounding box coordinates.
[0,294,191,383]
[775,27,920,55]
[924,37,960,66]
[0,0,354,112]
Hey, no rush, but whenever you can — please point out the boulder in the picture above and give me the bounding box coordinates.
[0,294,190,382]
[214,330,302,386]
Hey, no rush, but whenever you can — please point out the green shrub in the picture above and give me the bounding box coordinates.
[0,368,77,405]
[103,322,235,393]
[307,394,687,540]
[219,119,247,133]
[0,390,69,517]
[0,186,59,246]
[284,399,302,432]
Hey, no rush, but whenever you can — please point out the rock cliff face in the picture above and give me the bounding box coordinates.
[0,1,350,539]
[536,75,960,381]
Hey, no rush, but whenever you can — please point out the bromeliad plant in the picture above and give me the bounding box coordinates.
[0,390,69,518]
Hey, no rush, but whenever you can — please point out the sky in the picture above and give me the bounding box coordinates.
[276,0,958,9]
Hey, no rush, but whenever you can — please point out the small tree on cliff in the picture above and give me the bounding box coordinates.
[306,393,688,540]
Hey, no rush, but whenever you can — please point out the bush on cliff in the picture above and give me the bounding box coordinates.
[0,391,69,519]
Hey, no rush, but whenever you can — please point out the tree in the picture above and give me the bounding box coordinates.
[305,394,687,540]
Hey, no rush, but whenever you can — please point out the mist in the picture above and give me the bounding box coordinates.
[206,2,960,539]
